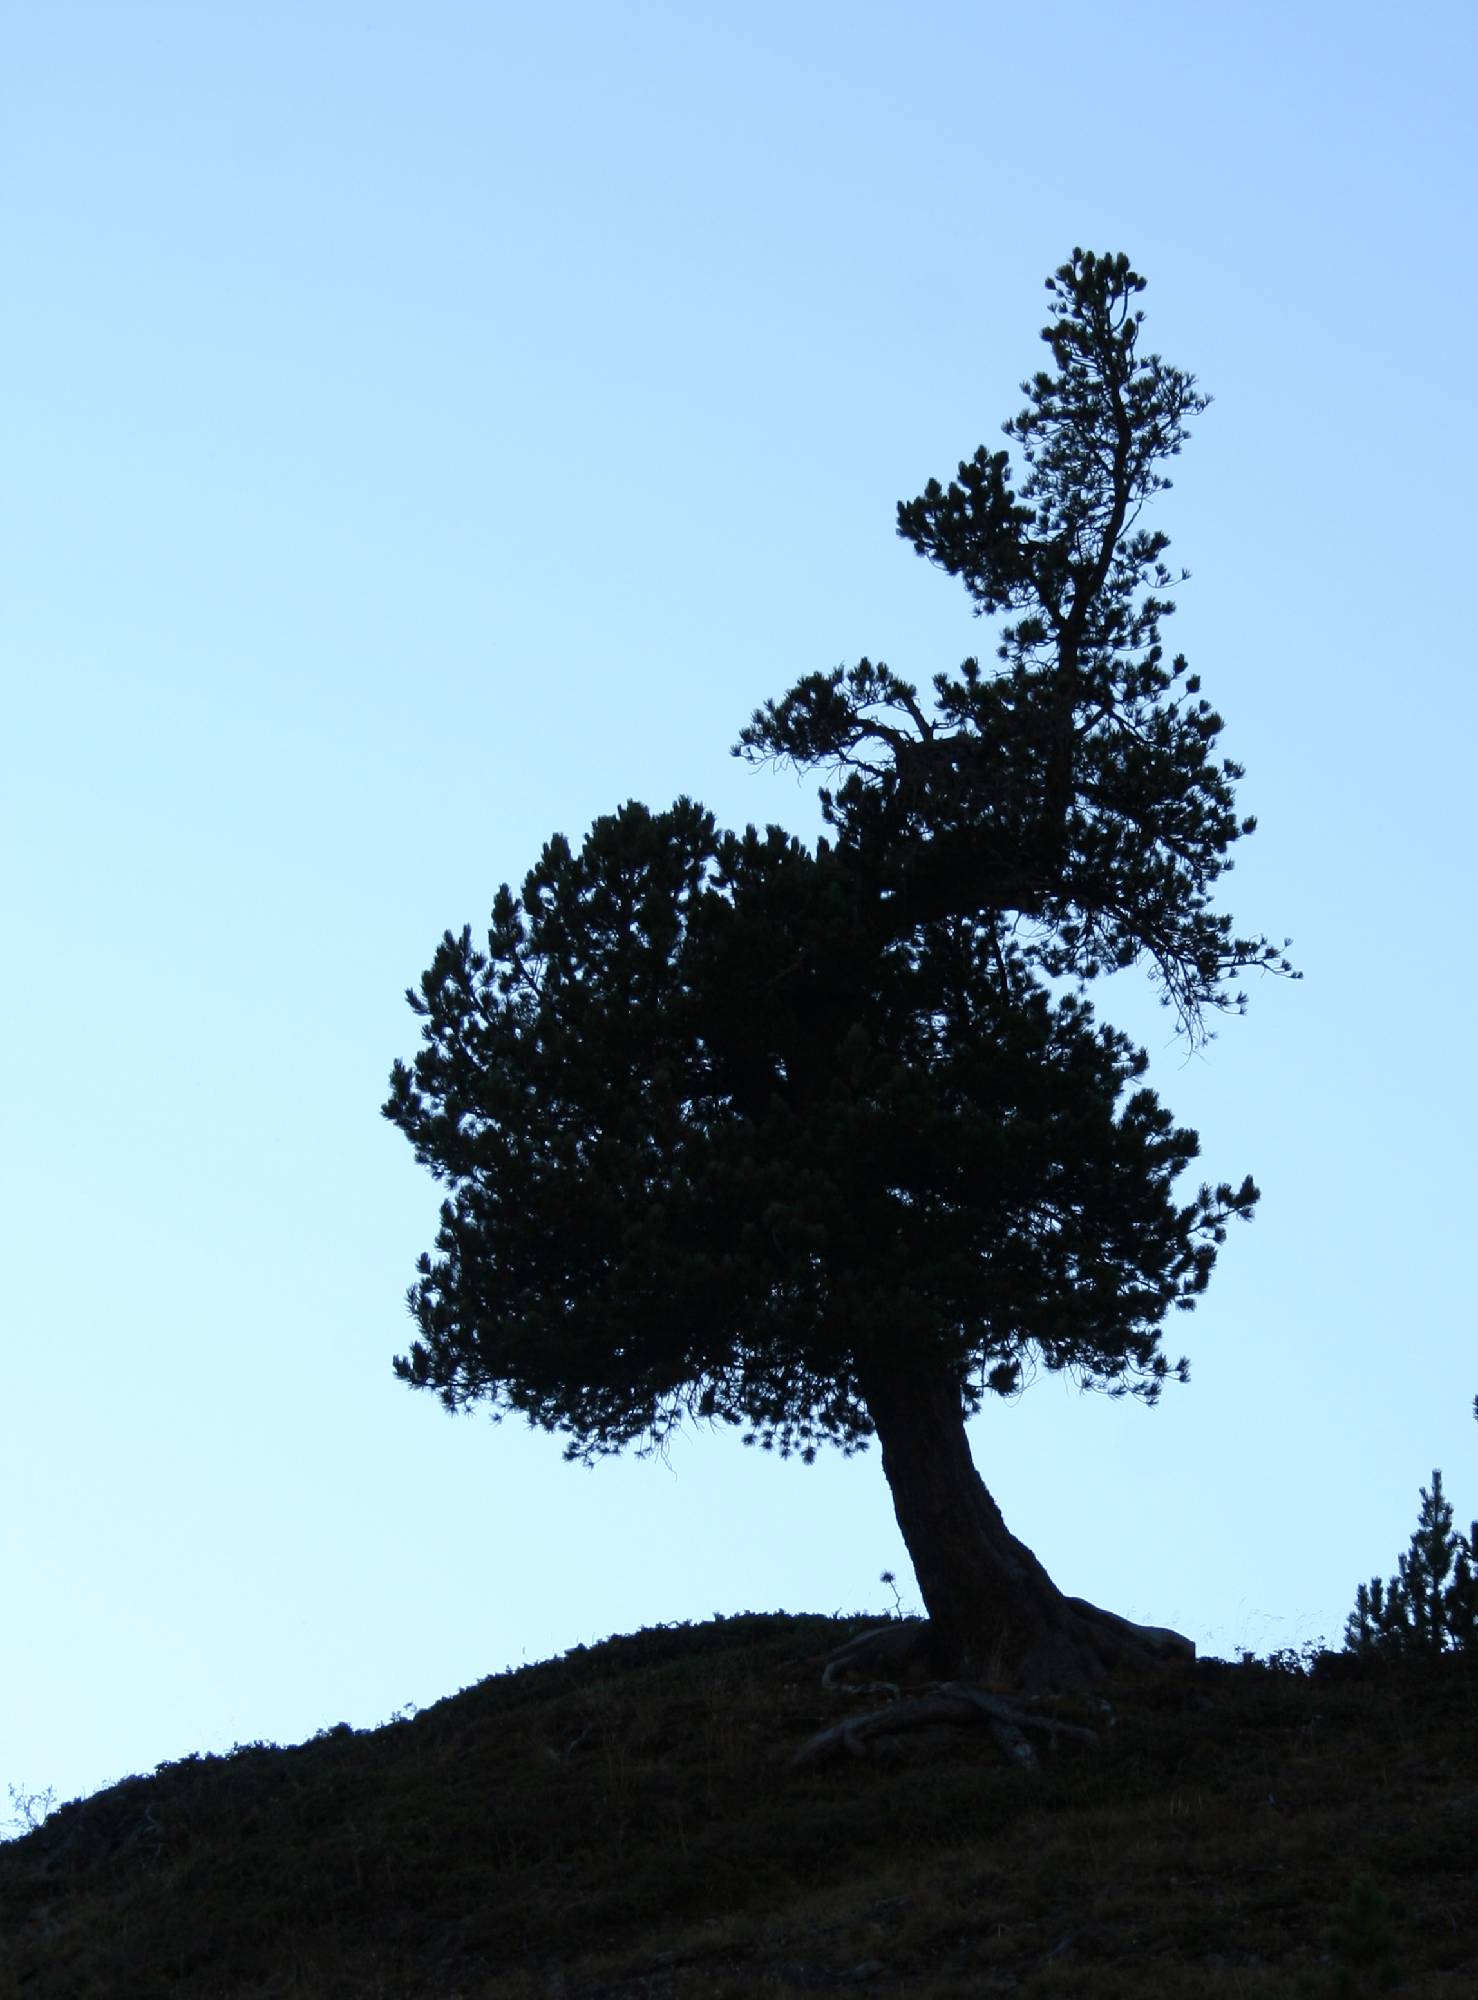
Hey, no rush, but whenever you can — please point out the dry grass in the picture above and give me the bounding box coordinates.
[2,1615,1474,1997]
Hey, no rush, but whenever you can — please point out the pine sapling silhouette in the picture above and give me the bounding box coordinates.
[387,251,1295,1690]
[1345,1467,1478,1658]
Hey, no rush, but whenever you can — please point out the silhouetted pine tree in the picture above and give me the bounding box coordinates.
[1345,1468,1478,1657]
[388,252,1295,1690]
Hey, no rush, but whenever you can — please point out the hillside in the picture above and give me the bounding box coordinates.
[3,1613,1475,1997]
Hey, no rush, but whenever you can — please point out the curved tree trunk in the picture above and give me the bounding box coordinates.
[855,1351,1193,1690]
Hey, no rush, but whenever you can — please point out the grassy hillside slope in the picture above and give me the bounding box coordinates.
[3,1613,1475,1997]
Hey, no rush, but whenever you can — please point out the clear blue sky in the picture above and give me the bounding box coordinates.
[5,0,1475,1821]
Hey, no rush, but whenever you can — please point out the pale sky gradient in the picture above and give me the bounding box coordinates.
[5,1,1475,1821]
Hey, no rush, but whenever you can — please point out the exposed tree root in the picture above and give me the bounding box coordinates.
[793,1681,1102,1772]
[804,1602,1192,1770]
[1014,1595,1195,1693]
[821,1606,1194,1700]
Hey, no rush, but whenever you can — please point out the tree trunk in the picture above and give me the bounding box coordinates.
[855,1350,1193,1691]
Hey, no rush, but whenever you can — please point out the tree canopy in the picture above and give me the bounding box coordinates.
[386,250,1293,1684]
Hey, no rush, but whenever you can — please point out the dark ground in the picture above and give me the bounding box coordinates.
[3,1613,1474,1997]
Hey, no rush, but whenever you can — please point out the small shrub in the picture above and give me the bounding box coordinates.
[1325,1875,1403,1994]
[3,1783,57,1840]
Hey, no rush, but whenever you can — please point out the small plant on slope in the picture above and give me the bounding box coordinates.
[1344,1466,1478,1658]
